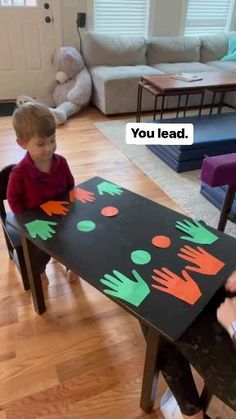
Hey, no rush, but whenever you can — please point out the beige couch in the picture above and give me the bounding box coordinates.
[81,31,236,115]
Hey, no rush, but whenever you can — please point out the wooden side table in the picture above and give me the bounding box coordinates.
[136,76,205,122]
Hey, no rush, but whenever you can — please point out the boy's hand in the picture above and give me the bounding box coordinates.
[40,200,69,216]
[25,219,58,240]
[97,181,124,196]
[217,297,236,337]
[175,219,218,245]
[225,271,236,293]
[69,188,96,203]
[151,267,202,305]
[100,269,150,307]
[178,245,225,275]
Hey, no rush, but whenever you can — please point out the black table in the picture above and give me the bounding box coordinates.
[7,176,236,412]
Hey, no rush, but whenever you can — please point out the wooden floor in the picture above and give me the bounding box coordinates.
[0,107,233,419]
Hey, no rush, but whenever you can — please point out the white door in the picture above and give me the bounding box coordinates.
[0,0,61,100]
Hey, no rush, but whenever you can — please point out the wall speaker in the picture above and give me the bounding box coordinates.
[77,12,86,28]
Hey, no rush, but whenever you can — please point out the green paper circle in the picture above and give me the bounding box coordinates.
[77,220,96,232]
[131,250,151,265]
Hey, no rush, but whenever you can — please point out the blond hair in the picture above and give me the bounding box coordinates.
[12,102,56,141]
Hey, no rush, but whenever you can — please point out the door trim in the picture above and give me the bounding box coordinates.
[51,0,62,49]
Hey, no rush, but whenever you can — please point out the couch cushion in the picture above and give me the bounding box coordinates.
[89,65,163,114]
[206,61,236,72]
[150,62,217,74]
[90,65,164,81]
[147,36,200,64]
[81,31,147,67]
[200,35,228,62]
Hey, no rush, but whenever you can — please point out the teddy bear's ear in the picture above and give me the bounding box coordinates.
[63,50,75,61]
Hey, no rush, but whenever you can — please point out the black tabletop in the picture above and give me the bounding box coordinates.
[8,176,236,341]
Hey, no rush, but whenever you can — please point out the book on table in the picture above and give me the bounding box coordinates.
[170,73,203,82]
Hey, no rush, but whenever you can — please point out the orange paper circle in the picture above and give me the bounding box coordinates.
[101,206,119,217]
[152,235,171,248]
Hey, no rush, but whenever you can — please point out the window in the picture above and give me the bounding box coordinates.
[94,0,149,36]
[1,0,37,5]
[184,0,235,36]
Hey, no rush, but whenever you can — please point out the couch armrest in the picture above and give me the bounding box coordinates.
[201,153,236,187]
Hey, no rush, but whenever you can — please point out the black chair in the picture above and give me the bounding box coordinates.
[0,164,30,290]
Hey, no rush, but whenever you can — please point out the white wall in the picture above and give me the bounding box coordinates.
[149,0,186,37]
[60,0,87,48]
[230,0,236,30]
[60,0,236,46]
[60,0,186,47]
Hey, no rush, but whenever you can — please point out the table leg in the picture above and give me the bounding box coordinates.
[217,185,236,232]
[199,91,205,116]
[200,383,213,411]
[15,245,30,290]
[210,91,216,115]
[22,236,46,314]
[153,95,159,120]
[160,95,165,120]
[217,91,225,114]
[177,94,182,118]
[183,94,189,117]
[140,325,161,412]
[139,322,148,340]
[136,82,143,122]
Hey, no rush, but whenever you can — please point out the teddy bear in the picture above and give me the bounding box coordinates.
[16,46,92,125]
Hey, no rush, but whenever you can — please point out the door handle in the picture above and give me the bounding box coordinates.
[44,2,50,9]
[45,16,51,23]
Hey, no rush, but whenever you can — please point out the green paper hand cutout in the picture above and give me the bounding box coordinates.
[25,219,58,240]
[175,219,218,244]
[97,181,124,196]
[100,269,150,307]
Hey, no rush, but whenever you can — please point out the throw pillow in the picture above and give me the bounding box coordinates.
[221,36,236,61]
[221,51,236,61]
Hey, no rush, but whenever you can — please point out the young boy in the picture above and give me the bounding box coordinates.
[7,102,76,283]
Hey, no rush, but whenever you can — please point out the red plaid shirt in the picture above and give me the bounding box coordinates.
[7,152,75,214]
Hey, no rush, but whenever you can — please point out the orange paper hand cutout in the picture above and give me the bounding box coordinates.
[69,188,96,203]
[40,200,69,216]
[178,245,225,275]
[152,267,202,305]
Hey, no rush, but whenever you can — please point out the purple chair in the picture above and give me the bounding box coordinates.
[201,153,236,231]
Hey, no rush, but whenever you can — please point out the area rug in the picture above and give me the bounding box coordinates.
[95,117,236,237]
